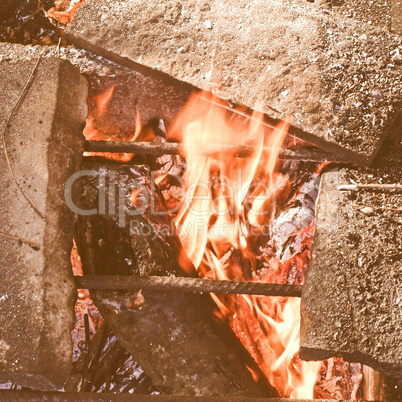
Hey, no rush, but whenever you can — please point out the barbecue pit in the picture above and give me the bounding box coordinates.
[0,0,401,400]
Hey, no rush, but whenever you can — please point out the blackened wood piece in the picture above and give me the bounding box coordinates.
[74,164,275,397]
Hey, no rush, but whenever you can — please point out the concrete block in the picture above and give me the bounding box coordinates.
[316,0,392,29]
[65,0,402,166]
[392,1,402,36]
[0,43,88,390]
[21,45,190,130]
[300,168,402,377]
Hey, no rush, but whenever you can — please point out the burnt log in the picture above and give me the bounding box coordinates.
[71,163,275,397]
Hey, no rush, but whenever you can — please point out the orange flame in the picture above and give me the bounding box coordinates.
[83,84,116,141]
[171,91,320,398]
[47,0,85,25]
[83,85,152,162]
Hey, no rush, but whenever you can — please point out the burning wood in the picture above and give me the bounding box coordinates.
[165,91,321,398]
[72,163,275,397]
[81,78,346,164]
[73,86,371,398]
[1,0,400,397]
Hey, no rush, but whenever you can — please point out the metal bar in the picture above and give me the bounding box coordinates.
[0,389,347,401]
[81,314,91,392]
[338,183,402,192]
[84,140,344,162]
[74,275,302,297]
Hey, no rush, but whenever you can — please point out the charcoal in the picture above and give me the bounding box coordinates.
[0,0,59,45]
[73,163,275,397]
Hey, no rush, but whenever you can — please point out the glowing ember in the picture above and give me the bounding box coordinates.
[171,91,320,398]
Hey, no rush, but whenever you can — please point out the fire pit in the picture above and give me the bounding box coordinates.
[0,0,401,400]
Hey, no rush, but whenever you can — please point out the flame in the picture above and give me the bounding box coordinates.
[47,0,85,25]
[83,85,154,162]
[83,84,116,141]
[171,91,320,398]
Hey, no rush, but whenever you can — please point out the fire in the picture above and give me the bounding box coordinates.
[171,91,320,398]
[47,0,85,25]
[83,85,153,162]
[83,84,116,141]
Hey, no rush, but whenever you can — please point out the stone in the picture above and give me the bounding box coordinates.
[315,0,392,29]
[392,1,402,36]
[0,43,88,390]
[13,45,190,131]
[65,0,402,166]
[300,166,402,377]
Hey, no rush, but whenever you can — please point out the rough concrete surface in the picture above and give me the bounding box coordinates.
[22,44,190,132]
[316,0,392,29]
[0,43,88,390]
[300,167,402,377]
[65,0,402,165]
[393,0,402,36]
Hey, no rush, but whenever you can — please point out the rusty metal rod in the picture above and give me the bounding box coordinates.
[84,140,343,162]
[0,389,330,401]
[74,275,302,297]
[338,183,402,192]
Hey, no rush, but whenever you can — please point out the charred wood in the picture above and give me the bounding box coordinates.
[73,163,276,397]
